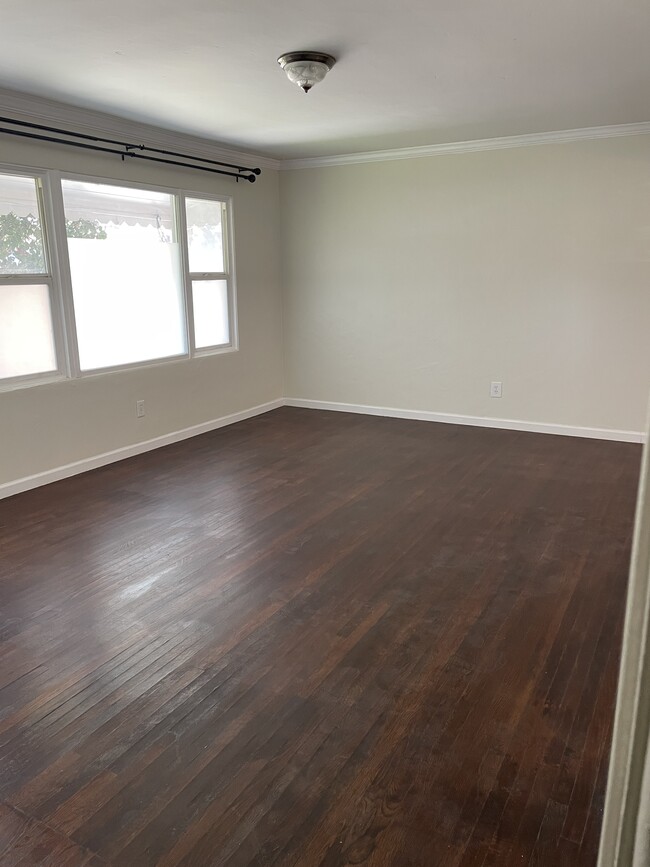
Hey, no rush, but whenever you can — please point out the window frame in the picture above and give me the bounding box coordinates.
[0,168,70,389]
[0,163,238,391]
[180,193,237,357]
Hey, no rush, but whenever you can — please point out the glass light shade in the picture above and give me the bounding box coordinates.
[278,52,336,93]
[284,61,330,92]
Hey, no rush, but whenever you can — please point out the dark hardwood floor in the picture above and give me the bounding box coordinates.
[0,407,641,866]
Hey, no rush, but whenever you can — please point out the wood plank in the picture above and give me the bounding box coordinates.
[0,407,639,866]
[0,803,106,866]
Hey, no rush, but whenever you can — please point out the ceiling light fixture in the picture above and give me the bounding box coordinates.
[277,51,336,93]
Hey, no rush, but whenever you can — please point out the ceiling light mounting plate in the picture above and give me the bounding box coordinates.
[277,51,336,93]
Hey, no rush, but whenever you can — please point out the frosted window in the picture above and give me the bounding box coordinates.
[62,180,186,371]
[192,280,229,348]
[0,283,57,378]
[185,198,224,273]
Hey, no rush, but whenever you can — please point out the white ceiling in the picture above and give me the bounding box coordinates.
[1,0,649,159]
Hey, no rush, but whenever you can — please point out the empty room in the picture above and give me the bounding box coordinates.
[1,1,650,865]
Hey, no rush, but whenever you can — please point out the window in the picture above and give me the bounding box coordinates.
[62,181,186,371]
[0,173,60,381]
[185,197,231,350]
[0,168,236,387]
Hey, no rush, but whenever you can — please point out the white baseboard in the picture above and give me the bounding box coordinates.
[2,396,644,500]
[0,399,284,500]
[284,398,646,444]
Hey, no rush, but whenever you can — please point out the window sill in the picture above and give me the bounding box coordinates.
[0,346,239,394]
[0,373,67,394]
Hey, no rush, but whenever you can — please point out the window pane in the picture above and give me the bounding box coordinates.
[185,198,224,273]
[192,280,229,348]
[61,180,186,371]
[0,283,57,378]
[0,174,46,275]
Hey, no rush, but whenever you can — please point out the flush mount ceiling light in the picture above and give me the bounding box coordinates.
[277,51,336,93]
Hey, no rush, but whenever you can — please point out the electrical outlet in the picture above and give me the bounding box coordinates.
[490,381,503,398]
[136,399,145,418]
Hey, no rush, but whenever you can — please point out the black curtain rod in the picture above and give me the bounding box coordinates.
[0,115,261,174]
[0,115,261,182]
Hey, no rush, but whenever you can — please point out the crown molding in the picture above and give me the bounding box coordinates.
[1,87,648,173]
[0,87,281,171]
[280,122,650,170]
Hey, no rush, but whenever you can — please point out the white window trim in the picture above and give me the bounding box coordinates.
[0,163,238,392]
[0,167,69,389]
[181,192,238,356]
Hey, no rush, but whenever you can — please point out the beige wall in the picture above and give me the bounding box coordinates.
[0,137,283,486]
[3,132,650,489]
[280,137,650,434]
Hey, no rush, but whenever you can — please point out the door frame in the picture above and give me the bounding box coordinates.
[599,406,650,866]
